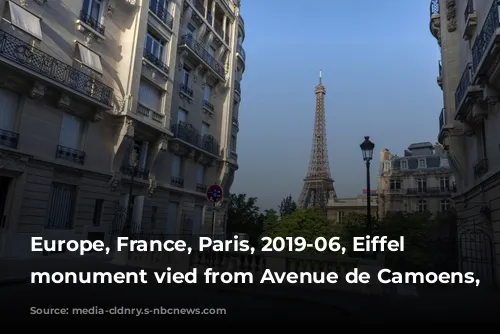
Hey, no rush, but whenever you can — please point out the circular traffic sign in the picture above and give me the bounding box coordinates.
[206,184,223,203]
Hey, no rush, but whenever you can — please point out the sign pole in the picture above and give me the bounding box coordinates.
[211,201,216,239]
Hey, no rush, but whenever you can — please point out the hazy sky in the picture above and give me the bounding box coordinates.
[231,0,443,210]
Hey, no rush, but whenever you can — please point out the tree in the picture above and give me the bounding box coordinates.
[262,208,279,233]
[263,208,336,253]
[279,195,297,217]
[226,193,263,245]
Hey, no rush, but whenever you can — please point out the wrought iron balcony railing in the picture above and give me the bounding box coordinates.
[120,165,148,180]
[136,103,151,117]
[0,129,19,149]
[56,145,85,164]
[407,186,455,194]
[170,121,220,156]
[472,1,499,71]
[0,30,113,106]
[430,0,439,16]
[143,49,169,74]
[79,11,105,35]
[439,108,445,130]
[196,183,207,193]
[180,83,193,98]
[473,158,488,180]
[202,100,214,112]
[464,0,474,22]
[455,62,472,112]
[179,34,225,78]
[149,0,174,30]
[234,80,241,94]
[171,176,184,188]
[237,44,245,61]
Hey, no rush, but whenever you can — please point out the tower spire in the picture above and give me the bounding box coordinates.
[297,72,336,210]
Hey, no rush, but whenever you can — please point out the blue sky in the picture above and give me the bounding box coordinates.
[231,0,443,210]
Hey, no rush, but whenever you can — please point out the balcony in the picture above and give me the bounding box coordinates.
[437,60,442,89]
[454,63,481,120]
[429,0,441,44]
[55,145,85,165]
[0,30,113,107]
[202,100,214,115]
[463,0,477,40]
[179,34,225,80]
[180,84,194,100]
[143,49,169,76]
[0,129,19,149]
[196,183,207,193]
[171,176,184,188]
[471,1,500,79]
[234,80,241,95]
[406,186,456,195]
[473,159,488,180]
[136,102,165,125]
[237,44,246,62]
[79,11,106,36]
[149,0,174,30]
[120,165,148,180]
[170,121,220,157]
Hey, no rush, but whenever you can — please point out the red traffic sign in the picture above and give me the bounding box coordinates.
[206,184,223,203]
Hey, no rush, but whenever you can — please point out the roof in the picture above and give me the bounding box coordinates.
[408,142,433,150]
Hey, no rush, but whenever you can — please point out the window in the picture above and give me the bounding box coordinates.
[82,0,103,23]
[171,154,183,177]
[166,202,179,234]
[187,23,196,38]
[418,200,427,212]
[383,161,391,171]
[92,199,104,226]
[204,85,212,102]
[132,139,143,167]
[182,67,190,86]
[338,211,345,223]
[201,122,209,137]
[145,32,165,60]
[77,43,103,74]
[46,182,77,229]
[139,80,162,112]
[231,135,237,152]
[193,205,203,235]
[400,160,408,169]
[177,108,187,124]
[8,1,43,40]
[418,159,426,168]
[439,177,450,190]
[416,178,427,191]
[196,164,205,184]
[440,199,450,212]
[0,88,19,132]
[59,113,83,150]
[151,205,158,229]
[389,180,401,190]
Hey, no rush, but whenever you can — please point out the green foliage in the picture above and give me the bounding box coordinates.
[263,208,336,253]
[279,195,297,217]
[227,193,263,245]
[262,208,279,233]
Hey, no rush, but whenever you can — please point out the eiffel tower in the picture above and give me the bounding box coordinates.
[297,71,337,209]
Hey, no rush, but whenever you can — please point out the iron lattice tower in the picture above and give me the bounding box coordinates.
[298,71,337,209]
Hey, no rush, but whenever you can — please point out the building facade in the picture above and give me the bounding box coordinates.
[0,0,245,257]
[377,142,455,217]
[327,190,378,223]
[430,0,499,286]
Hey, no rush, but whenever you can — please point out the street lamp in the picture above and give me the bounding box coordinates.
[124,148,139,236]
[360,136,375,236]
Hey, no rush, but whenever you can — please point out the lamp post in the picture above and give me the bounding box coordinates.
[124,148,139,236]
[360,136,375,236]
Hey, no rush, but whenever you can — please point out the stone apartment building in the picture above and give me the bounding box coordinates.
[430,0,499,286]
[0,0,245,257]
[377,142,455,217]
[327,190,378,223]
